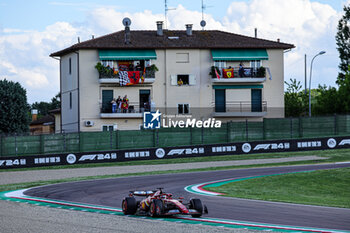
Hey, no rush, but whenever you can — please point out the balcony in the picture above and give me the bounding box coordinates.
[99,70,155,85]
[210,66,269,83]
[213,101,267,117]
[100,102,148,119]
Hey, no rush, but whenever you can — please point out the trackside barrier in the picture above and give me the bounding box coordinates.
[0,136,350,169]
[0,115,350,158]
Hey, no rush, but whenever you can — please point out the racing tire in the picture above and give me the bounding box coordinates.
[149,199,163,217]
[122,197,137,215]
[190,198,203,217]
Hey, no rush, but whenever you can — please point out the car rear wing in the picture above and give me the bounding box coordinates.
[130,191,155,196]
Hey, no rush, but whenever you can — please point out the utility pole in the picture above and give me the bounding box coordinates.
[304,54,307,94]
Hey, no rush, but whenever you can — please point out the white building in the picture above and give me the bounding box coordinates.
[51,22,294,132]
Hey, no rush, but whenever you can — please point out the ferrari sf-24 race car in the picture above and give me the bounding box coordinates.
[121,188,208,217]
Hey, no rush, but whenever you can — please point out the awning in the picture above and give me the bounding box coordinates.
[211,49,268,61]
[99,50,157,60]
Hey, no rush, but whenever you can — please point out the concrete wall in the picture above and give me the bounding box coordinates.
[61,53,79,133]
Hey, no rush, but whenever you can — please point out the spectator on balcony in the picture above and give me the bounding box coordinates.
[135,62,142,71]
[111,98,117,113]
[177,78,183,86]
[122,95,129,113]
[116,96,122,113]
[239,62,245,77]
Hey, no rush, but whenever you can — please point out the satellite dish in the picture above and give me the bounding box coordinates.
[200,20,206,28]
[122,17,132,27]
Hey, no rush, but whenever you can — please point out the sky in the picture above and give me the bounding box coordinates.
[0,0,349,103]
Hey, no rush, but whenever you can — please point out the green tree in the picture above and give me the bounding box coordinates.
[284,78,308,117]
[31,92,60,117]
[335,5,350,85]
[0,79,30,134]
[312,85,340,115]
[337,66,350,113]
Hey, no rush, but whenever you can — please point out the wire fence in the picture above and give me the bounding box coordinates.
[1,114,350,157]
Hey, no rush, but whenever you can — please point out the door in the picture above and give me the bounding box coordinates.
[215,89,226,112]
[251,89,262,112]
[102,90,113,113]
[139,90,151,112]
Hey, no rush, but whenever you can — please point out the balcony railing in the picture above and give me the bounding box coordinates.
[210,66,269,83]
[213,101,267,117]
[100,102,150,118]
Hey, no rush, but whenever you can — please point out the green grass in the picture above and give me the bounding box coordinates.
[1,148,350,172]
[206,168,350,208]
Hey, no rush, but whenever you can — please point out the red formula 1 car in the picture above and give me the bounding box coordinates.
[121,188,208,217]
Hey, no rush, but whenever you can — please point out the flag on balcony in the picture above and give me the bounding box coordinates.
[215,68,220,79]
[119,71,129,86]
[223,68,234,78]
[119,71,141,86]
[140,67,146,84]
[127,71,141,85]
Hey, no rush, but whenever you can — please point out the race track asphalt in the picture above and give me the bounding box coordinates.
[24,163,350,231]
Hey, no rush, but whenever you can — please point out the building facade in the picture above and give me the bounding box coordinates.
[51,22,294,132]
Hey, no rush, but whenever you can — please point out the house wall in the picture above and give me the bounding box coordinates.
[263,49,285,118]
[61,52,79,133]
[71,47,285,131]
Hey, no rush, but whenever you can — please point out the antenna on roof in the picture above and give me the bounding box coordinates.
[164,0,176,29]
[201,0,211,30]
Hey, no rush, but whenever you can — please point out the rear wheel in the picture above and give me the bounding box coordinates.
[149,199,163,217]
[122,197,137,215]
[190,198,203,217]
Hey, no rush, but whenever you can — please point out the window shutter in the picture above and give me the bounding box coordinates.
[189,74,196,85]
[170,75,177,85]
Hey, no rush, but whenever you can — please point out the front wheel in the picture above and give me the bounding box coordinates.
[122,197,137,215]
[149,199,163,217]
[190,198,203,217]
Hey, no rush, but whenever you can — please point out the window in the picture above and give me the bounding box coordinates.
[102,125,116,131]
[178,104,189,114]
[69,58,72,74]
[177,75,189,85]
[69,92,72,109]
[250,60,261,70]
[214,61,226,69]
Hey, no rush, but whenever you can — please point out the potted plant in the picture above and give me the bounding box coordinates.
[209,66,221,78]
[256,66,266,78]
[95,62,118,78]
[146,64,159,78]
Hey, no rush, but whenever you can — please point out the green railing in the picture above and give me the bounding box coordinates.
[1,115,349,157]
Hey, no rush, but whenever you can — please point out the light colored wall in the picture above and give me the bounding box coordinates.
[263,49,285,118]
[61,53,79,133]
[74,47,285,131]
[53,113,61,133]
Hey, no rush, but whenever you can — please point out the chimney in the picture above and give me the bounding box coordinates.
[31,109,38,122]
[125,25,131,44]
[186,24,193,36]
[156,21,163,36]
[277,38,280,42]
[254,28,257,38]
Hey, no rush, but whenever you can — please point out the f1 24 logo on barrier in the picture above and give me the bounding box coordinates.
[143,110,161,129]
